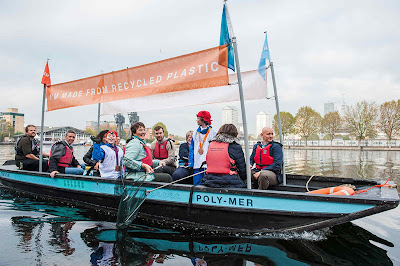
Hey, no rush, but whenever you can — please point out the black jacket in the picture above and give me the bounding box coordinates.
[48,141,79,173]
[202,134,246,188]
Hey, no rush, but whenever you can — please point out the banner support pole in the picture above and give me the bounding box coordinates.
[232,37,252,189]
[97,103,101,134]
[39,84,46,172]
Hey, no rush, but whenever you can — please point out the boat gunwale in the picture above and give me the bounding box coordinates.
[0,167,398,207]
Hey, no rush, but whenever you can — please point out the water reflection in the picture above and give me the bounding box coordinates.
[76,222,394,265]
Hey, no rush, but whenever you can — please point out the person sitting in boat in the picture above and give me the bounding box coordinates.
[123,122,172,182]
[178,130,193,167]
[83,130,108,176]
[15,124,50,171]
[150,125,176,176]
[202,124,246,188]
[92,131,123,179]
[172,111,217,184]
[49,130,84,178]
[250,127,283,189]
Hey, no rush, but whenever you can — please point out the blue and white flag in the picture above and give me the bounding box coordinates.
[258,33,271,80]
[220,3,235,71]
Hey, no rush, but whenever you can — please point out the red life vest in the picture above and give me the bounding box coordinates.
[206,142,237,175]
[154,140,169,159]
[254,143,274,170]
[49,143,73,168]
[141,143,153,167]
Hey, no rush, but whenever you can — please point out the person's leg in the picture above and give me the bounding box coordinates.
[153,173,172,182]
[65,167,84,175]
[171,167,189,181]
[193,168,206,185]
[22,159,39,171]
[257,170,278,190]
[155,165,175,176]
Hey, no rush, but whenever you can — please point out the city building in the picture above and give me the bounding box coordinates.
[0,108,24,133]
[256,111,270,135]
[324,102,335,115]
[222,106,238,128]
[13,126,92,144]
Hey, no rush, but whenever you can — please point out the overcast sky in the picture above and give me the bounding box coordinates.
[1,0,399,136]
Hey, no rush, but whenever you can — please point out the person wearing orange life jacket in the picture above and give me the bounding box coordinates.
[49,130,84,178]
[202,124,246,188]
[123,122,172,182]
[150,125,176,176]
[250,127,283,190]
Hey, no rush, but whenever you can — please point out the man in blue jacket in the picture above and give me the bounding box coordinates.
[250,127,283,190]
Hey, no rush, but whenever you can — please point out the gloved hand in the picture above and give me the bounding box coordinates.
[90,135,101,144]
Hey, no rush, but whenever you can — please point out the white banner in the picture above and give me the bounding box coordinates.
[102,70,266,114]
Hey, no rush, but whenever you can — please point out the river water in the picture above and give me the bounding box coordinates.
[0,145,399,265]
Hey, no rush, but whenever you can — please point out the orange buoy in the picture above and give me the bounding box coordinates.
[307,186,354,196]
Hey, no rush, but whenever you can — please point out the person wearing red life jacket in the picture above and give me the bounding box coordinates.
[250,127,283,190]
[49,130,84,178]
[150,125,176,176]
[202,124,246,188]
[123,122,172,182]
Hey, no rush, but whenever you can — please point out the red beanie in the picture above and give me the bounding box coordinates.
[106,131,118,137]
[197,111,212,124]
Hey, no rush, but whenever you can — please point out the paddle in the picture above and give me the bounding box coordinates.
[116,168,206,228]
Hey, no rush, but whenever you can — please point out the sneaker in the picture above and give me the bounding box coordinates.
[19,162,23,170]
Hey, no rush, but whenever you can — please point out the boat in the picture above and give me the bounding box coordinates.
[0,161,398,234]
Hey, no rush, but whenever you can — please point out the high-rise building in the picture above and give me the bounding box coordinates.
[222,106,238,127]
[324,102,335,115]
[256,111,270,135]
[0,108,24,133]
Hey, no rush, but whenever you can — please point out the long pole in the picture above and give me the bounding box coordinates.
[270,62,286,185]
[232,37,252,189]
[97,103,101,134]
[39,84,46,172]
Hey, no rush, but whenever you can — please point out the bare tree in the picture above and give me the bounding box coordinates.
[322,111,341,146]
[273,111,294,142]
[294,106,322,146]
[379,100,400,148]
[343,101,378,147]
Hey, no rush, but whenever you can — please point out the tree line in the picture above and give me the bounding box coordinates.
[272,100,400,148]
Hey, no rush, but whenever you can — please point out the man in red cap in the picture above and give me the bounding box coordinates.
[172,111,217,184]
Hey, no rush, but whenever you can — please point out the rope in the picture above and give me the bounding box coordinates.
[353,178,395,194]
[305,175,315,192]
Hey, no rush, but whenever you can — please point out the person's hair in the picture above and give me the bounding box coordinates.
[154,125,164,133]
[25,124,36,133]
[217,124,238,137]
[65,129,76,136]
[198,117,209,126]
[186,130,193,141]
[97,130,109,141]
[131,122,145,135]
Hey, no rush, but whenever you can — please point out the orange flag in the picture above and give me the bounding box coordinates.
[41,61,51,86]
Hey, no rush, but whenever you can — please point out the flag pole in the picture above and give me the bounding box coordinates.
[39,83,46,172]
[269,61,286,185]
[97,103,101,134]
[232,37,252,189]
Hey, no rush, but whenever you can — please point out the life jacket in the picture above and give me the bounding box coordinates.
[49,142,74,168]
[154,140,169,159]
[206,142,237,175]
[141,143,153,168]
[15,136,40,156]
[254,143,274,170]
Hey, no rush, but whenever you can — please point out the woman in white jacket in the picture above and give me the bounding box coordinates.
[92,131,123,179]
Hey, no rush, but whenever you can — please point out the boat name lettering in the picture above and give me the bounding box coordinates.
[63,179,84,189]
[195,195,253,207]
[196,243,252,253]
